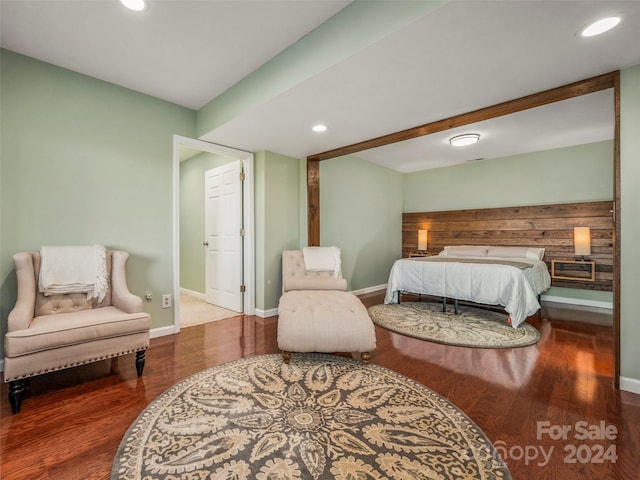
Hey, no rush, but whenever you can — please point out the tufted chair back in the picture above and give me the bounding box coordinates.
[31,251,114,316]
[281,250,347,293]
[7,250,137,334]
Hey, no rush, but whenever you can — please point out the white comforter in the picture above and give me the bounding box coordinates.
[384,256,551,328]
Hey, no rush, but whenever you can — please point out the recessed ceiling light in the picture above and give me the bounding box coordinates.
[449,133,480,147]
[120,0,148,12]
[580,16,621,37]
[312,124,327,133]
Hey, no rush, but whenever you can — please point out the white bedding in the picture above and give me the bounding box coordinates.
[384,256,551,328]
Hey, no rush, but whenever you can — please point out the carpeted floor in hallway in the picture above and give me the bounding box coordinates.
[180,293,240,328]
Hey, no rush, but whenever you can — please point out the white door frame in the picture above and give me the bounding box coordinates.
[172,134,255,333]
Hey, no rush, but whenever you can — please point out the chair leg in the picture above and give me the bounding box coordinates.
[8,380,25,414]
[282,351,292,364]
[135,350,146,377]
[361,352,371,365]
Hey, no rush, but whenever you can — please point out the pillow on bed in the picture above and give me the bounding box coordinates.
[486,246,545,260]
[439,245,489,257]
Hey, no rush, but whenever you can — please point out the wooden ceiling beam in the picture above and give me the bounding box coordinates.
[307,71,617,163]
[305,70,617,247]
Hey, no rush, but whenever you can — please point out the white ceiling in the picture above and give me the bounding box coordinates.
[0,0,350,109]
[2,0,639,172]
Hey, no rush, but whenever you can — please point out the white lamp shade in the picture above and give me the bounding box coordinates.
[418,229,428,251]
[574,227,591,256]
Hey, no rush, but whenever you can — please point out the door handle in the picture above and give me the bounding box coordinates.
[203,241,209,246]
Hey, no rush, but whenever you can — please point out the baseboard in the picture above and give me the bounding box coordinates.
[150,325,176,338]
[179,288,205,300]
[540,294,613,310]
[258,288,607,319]
[257,285,387,319]
[620,376,640,395]
[256,307,278,319]
[350,284,387,296]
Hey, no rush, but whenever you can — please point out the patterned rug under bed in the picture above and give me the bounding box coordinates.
[368,301,540,348]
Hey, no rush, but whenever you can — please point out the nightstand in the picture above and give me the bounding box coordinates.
[409,252,436,257]
[551,259,596,282]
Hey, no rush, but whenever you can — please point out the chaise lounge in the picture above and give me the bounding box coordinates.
[277,248,376,364]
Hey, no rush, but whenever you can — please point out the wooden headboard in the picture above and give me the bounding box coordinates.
[402,201,613,291]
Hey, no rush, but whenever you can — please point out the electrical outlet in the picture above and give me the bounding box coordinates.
[161,294,172,309]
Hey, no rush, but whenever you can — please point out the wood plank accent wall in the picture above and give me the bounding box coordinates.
[402,201,614,291]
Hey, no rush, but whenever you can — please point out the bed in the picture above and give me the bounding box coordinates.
[384,245,551,328]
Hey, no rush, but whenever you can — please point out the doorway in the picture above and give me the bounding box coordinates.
[172,135,255,333]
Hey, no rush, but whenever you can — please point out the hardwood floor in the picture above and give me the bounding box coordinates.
[1,293,639,480]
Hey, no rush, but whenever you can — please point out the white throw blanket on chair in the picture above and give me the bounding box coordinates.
[38,245,108,302]
[302,246,341,278]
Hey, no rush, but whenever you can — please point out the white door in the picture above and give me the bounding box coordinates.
[204,160,243,312]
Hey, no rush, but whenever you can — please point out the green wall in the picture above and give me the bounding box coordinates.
[2,47,638,391]
[620,65,640,387]
[320,155,403,291]
[254,151,301,312]
[0,50,196,348]
[404,140,613,212]
[179,151,237,293]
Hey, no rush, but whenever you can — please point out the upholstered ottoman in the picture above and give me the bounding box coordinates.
[277,249,376,364]
[278,290,376,363]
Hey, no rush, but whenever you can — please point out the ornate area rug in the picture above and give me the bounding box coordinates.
[112,353,511,479]
[368,302,540,348]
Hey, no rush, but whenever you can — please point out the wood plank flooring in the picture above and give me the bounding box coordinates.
[1,293,639,480]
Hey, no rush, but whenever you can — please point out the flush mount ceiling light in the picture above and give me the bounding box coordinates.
[580,16,621,37]
[312,124,327,133]
[449,133,480,147]
[120,0,148,11]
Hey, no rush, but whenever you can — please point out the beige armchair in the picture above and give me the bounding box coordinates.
[3,250,150,413]
[277,249,376,364]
